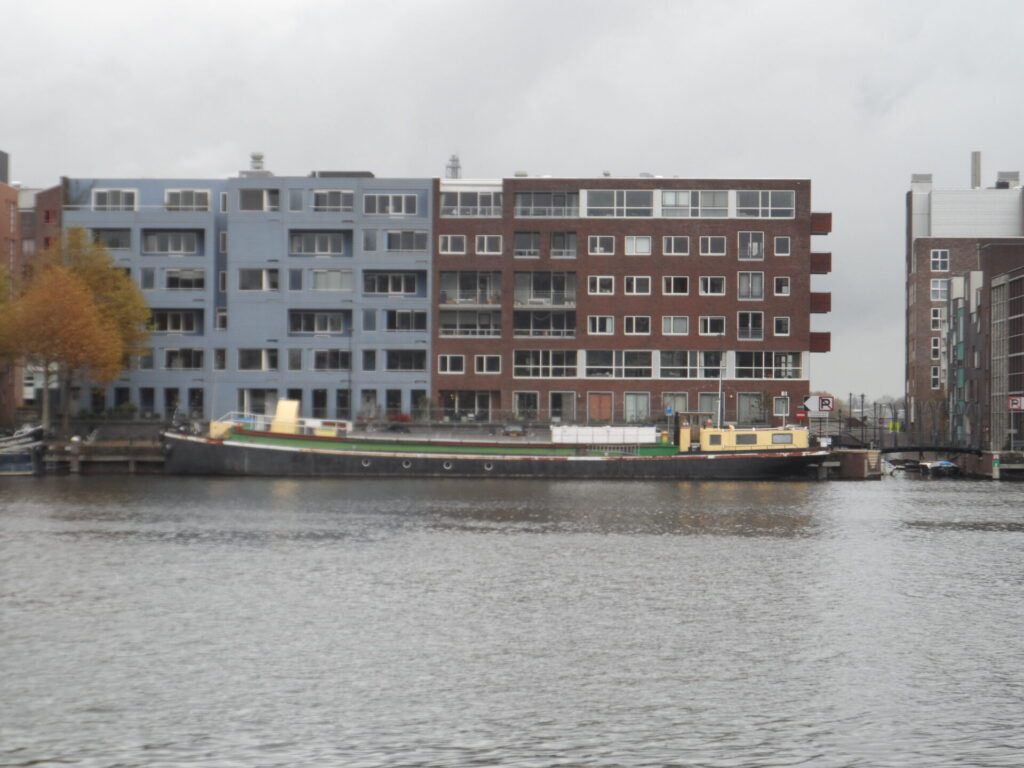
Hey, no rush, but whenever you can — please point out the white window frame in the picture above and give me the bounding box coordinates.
[774,316,790,336]
[931,336,942,360]
[738,271,764,300]
[774,236,791,256]
[588,275,614,295]
[699,276,726,296]
[588,235,615,255]
[438,354,465,374]
[165,189,210,211]
[738,311,764,340]
[662,316,689,335]
[313,190,354,213]
[364,193,418,216]
[92,188,137,211]
[699,316,726,336]
[624,315,651,335]
[699,236,726,256]
[474,354,501,374]
[930,366,941,389]
[625,235,652,256]
[774,276,791,296]
[662,235,690,256]
[931,307,944,331]
[930,249,950,272]
[930,279,949,302]
[475,234,502,255]
[662,276,689,295]
[439,234,467,255]
[588,315,615,335]
[738,231,765,261]
[624,276,651,295]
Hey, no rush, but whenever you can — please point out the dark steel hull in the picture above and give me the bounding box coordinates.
[162,432,827,481]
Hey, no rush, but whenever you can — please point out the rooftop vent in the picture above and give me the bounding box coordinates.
[514,170,528,177]
[446,154,461,179]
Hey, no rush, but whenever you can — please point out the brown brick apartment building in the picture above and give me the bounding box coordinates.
[432,176,832,425]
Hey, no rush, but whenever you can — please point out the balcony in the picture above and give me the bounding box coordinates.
[810,251,832,274]
[810,212,832,235]
[439,290,502,306]
[809,332,831,353]
[440,205,503,218]
[514,205,580,218]
[513,290,577,307]
[810,292,832,314]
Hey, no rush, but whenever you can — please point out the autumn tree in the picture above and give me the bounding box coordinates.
[6,229,150,435]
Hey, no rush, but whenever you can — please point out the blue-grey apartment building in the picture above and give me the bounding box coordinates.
[61,159,433,421]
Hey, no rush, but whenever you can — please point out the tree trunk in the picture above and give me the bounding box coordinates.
[60,369,72,439]
[40,361,53,433]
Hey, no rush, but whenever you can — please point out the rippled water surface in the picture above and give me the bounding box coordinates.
[2,475,1023,767]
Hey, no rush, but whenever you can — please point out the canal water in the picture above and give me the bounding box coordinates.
[2,475,1023,767]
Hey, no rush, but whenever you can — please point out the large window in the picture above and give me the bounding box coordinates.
[92,189,136,211]
[440,190,502,217]
[438,354,465,373]
[239,189,279,211]
[314,350,351,371]
[143,231,198,254]
[238,268,279,291]
[238,349,278,371]
[151,310,199,333]
[290,231,344,256]
[165,349,204,370]
[775,236,791,256]
[385,350,426,371]
[93,229,131,250]
[931,307,944,330]
[386,231,428,251]
[288,311,347,334]
[584,350,652,378]
[661,190,727,217]
[585,190,653,217]
[550,232,577,258]
[738,232,764,260]
[660,351,720,379]
[736,190,795,218]
[313,190,354,212]
[930,279,950,301]
[385,310,427,331]
[513,350,578,377]
[439,309,501,337]
[738,311,764,340]
[514,191,579,217]
[738,271,764,300]
[475,355,501,374]
[364,272,418,294]
[735,351,801,378]
[311,269,353,291]
[165,190,209,211]
[514,232,541,258]
[930,249,950,271]
[364,194,417,215]
[165,269,205,290]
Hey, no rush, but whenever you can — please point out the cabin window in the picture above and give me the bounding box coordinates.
[771,433,794,444]
[735,434,758,445]
[708,434,722,446]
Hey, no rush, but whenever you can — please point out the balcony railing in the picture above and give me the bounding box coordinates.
[439,327,502,337]
[440,205,503,218]
[514,206,580,218]
[513,328,576,338]
[513,290,576,307]
[550,248,577,259]
[513,248,540,258]
[439,290,502,305]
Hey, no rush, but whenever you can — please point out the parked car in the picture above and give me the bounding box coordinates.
[385,423,411,434]
[501,424,526,437]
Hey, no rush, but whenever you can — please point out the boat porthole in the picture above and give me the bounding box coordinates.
[484,462,494,471]
[361,458,371,468]
[443,461,453,470]
[402,460,412,469]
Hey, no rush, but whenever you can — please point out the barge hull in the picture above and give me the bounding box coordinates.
[163,433,826,481]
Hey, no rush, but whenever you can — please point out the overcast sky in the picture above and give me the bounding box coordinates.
[4,0,1023,398]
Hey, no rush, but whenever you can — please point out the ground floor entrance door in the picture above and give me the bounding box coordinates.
[587,392,612,424]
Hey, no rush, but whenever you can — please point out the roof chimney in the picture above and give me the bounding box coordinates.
[971,151,981,189]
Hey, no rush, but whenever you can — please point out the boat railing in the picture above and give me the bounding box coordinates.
[215,412,352,437]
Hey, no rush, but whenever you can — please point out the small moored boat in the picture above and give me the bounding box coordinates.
[0,425,46,477]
